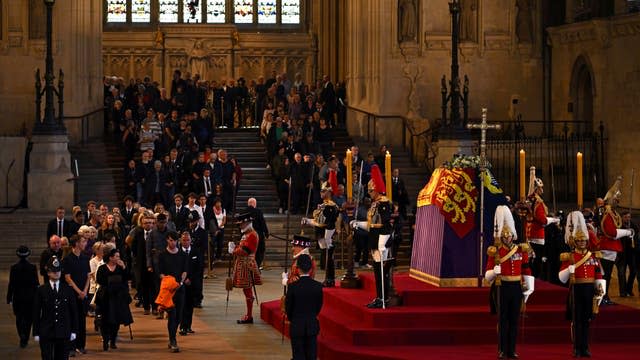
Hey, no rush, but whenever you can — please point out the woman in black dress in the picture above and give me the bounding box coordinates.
[96,248,133,351]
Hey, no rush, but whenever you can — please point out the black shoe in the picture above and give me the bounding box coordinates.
[194,303,203,308]
[19,340,27,348]
[69,351,76,357]
[366,298,384,309]
[581,350,591,358]
[508,352,519,359]
[186,328,195,334]
[169,343,180,353]
[179,329,187,336]
[78,348,87,354]
[322,279,335,288]
[497,351,506,359]
[103,341,109,351]
[237,317,254,324]
[620,292,628,297]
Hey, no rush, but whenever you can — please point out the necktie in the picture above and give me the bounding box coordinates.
[53,283,58,293]
[205,178,211,194]
[58,220,62,236]
[145,231,149,241]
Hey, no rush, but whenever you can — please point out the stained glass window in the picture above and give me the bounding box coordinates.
[183,0,203,23]
[131,0,151,22]
[207,0,226,23]
[281,0,300,24]
[257,1,277,24]
[106,0,127,23]
[234,0,254,24]
[159,0,179,23]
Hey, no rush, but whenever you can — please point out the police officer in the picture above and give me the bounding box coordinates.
[301,181,339,287]
[7,245,39,348]
[33,256,78,360]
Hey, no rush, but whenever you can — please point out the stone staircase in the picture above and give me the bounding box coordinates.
[0,210,50,270]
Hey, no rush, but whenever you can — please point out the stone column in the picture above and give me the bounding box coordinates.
[28,134,74,210]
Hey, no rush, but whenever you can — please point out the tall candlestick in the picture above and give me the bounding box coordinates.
[386,151,392,202]
[346,149,353,201]
[519,149,526,200]
[577,152,583,209]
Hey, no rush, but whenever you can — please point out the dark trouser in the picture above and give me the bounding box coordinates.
[256,236,266,267]
[353,232,369,265]
[498,281,523,356]
[40,337,69,360]
[212,229,225,260]
[180,285,195,331]
[167,286,185,346]
[601,258,615,300]
[71,297,87,351]
[372,261,391,301]
[139,270,156,311]
[100,320,120,346]
[277,180,289,210]
[633,250,640,294]
[571,283,595,355]
[291,334,318,360]
[319,246,335,281]
[618,247,637,295]
[529,242,545,279]
[14,304,33,346]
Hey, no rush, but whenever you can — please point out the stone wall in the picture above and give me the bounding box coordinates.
[103,25,316,91]
[0,137,28,207]
[548,13,640,207]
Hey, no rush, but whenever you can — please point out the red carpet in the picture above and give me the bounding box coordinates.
[261,273,640,359]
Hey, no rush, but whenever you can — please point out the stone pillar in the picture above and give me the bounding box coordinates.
[28,134,74,210]
[565,0,575,23]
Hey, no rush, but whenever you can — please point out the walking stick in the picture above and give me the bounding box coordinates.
[225,184,238,315]
[302,162,315,236]
[570,266,577,356]
[250,271,259,305]
[494,248,502,355]
[281,175,293,344]
[380,253,386,310]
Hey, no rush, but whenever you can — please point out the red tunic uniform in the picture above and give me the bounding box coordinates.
[486,244,532,280]
[287,256,316,285]
[232,229,263,288]
[526,195,548,244]
[598,207,623,252]
[559,251,603,283]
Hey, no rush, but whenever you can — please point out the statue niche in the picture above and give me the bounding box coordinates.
[398,0,418,43]
[516,0,534,43]
[459,0,477,42]
[29,0,47,40]
[189,39,209,79]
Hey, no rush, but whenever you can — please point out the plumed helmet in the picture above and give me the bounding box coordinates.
[528,166,544,196]
[368,164,386,194]
[565,210,588,248]
[320,181,333,192]
[493,205,518,242]
[603,176,623,203]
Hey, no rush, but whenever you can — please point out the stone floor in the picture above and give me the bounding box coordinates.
[1,263,639,359]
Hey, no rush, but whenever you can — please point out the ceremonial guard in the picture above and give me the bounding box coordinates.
[596,177,633,305]
[485,205,535,359]
[7,245,39,348]
[33,256,79,360]
[526,166,559,278]
[558,211,606,358]
[229,211,262,324]
[351,165,393,308]
[301,181,339,287]
[282,235,316,286]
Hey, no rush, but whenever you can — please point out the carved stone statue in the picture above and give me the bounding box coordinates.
[398,0,418,43]
[516,0,533,43]
[189,40,209,79]
[459,0,477,42]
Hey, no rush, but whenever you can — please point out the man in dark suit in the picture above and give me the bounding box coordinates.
[285,254,323,360]
[7,246,39,348]
[47,206,71,240]
[120,195,136,232]
[247,197,269,269]
[169,194,190,232]
[33,256,78,360]
[391,168,410,219]
[179,231,204,334]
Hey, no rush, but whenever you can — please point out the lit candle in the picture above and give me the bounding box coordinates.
[385,151,392,202]
[577,152,583,209]
[346,149,353,201]
[519,149,526,200]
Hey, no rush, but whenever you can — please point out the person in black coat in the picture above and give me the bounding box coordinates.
[47,207,71,240]
[32,256,78,360]
[7,246,39,348]
[179,232,204,334]
[96,247,133,351]
[285,254,323,360]
[169,194,191,232]
[247,198,269,268]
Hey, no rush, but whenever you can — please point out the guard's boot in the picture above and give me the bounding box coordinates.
[323,246,335,287]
